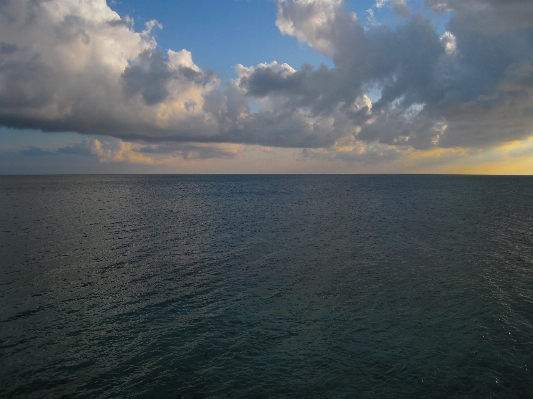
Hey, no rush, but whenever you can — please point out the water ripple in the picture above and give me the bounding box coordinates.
[1,175,532,398]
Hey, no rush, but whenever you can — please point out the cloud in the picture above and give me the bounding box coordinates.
[20,146,56,157]
[0,0,219,142]
[17,136,246,165]
[57,141,98,156]
[1,0,533,159]
[247,5,448,148]
[19,140,95,157]
[138,142,244,160]
[375,0,411,17]
[270,0,533,149]
[299,139,402,165]
[426,0,533,31]
[276,0,352,55]
[121,49,174,106]
[88,138,154,163]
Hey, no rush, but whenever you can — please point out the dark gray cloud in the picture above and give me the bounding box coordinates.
[390,0,410,17]
[0,55,55,108]
[20,146,54,156]
[0,42,17,55]
[243,10,448,147]
[20,141,95,157]
[122,50,174,105]
[107,19,129,28]
[121,50,218,106]
[57,142,95,156]
[242,63,346,115]
[269,0,533,149]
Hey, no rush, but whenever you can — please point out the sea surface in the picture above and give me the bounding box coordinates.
[1,175,532,398]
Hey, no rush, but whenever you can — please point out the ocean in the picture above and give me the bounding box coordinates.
[1,175,532,398]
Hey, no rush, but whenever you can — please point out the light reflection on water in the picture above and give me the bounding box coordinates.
[1,175,532,398]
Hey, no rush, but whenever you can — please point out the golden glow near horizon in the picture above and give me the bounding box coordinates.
[69,136,532,175]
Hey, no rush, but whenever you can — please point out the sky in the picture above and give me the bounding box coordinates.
[1,0,533,174]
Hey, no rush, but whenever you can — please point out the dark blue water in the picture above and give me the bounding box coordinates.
[1,175,532,398]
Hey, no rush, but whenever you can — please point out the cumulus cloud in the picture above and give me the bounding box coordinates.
[1,0,533,158]
[0,0,219,142]
[276,0,353,55]
[268,0,533,149]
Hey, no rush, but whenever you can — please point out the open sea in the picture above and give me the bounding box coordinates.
[1,174,532,398]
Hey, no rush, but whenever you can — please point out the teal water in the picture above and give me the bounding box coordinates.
[1,175,532,398]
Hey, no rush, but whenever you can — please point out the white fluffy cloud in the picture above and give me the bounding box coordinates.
[0,0,219,140]
[1,0,533,158]
[276,0,353,54]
